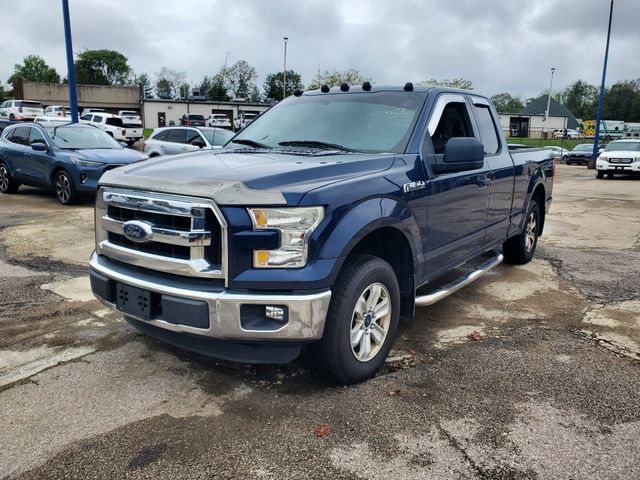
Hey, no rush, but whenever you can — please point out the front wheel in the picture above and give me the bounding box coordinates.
[311,254,400,384]
[503,198,540,265]
[596,171,605,179]
[0,163,20,194]
[54,170,78,205]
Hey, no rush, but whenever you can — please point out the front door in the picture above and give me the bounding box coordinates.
[422,95,490,278]
[24,126,55,186]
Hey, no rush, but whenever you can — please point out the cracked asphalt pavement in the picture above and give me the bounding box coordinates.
[1,165,639,479]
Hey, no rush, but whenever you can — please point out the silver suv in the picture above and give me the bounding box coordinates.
[143,127,235,157]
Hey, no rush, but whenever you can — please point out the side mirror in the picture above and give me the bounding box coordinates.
[598,148,604,154]
[31,142,49,152]
[192,140,206,148]
[433,137,485,174]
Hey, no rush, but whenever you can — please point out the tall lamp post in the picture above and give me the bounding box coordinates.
[589,0,614,169]
[61,0,78,123]
[544,67,556,122]
[283,37,288,100]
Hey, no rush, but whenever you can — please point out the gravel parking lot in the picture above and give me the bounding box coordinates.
[1,164,639,479]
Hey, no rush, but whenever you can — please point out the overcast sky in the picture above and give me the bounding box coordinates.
[2,0,639,98]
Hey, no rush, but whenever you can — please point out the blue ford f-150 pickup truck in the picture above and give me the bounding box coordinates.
[89,84,553,384]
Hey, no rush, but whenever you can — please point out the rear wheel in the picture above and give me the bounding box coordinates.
[503,198,540,265]
[54,170,78,205]
[126,140,136,147]
[311,254,400,384]
[0,163,20,194]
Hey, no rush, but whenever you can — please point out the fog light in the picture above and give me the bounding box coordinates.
[80,173,88,183]
[265,305,285,322]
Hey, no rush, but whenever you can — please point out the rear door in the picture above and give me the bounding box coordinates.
[469,97,515,246]
[24,126,54,186]
[3,126,32,181]
[422,94,491,276]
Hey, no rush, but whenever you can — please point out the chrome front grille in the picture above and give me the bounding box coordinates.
[95,188,227,282]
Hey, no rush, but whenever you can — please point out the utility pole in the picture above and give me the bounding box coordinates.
[544,67,556,122]
[283,37,288,100]
[61,0,78,123]
[589,0,614,169]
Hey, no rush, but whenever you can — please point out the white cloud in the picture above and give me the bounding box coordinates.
[1,0,638,98]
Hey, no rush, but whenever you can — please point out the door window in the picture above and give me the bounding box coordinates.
[8,127,30,145]
[185,130,202,145]
[28,128,46,145]
[93,115,103,123]
[430,102,474,154]
[81,114,93,121]
[166,129,188,144]
[472,104,500,155]
[152,130,169,141]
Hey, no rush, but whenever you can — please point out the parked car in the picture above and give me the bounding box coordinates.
[81,108,106,115]
[144,127,235,157]
[206,114,232,129]
[90,85,554,384]
[553,129,584,140]
[180,114,206,126]
[234,112,260,130]
[595,139,640,178]
[0,123,147,204]
[80,112,143,147]
[0,119,17,133]
[564,143,593,165]
[118,110,142,127]
[545,146,569,161]
[44,105,75,118]
[0,100,45,121]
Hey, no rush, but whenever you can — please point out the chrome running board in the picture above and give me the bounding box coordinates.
[415,252,504,307]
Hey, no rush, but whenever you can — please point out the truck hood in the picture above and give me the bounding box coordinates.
[99,149,395,205]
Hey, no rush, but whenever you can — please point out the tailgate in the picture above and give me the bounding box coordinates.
[125,128,143,137]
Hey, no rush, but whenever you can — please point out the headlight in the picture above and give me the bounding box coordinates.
[70,158,104,167]
[248,206,324,268]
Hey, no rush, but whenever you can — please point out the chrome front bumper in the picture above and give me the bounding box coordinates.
[89,252,331,342]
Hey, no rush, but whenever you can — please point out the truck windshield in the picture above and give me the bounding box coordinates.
[230,91,426,154]
[46,125,122,150]
[605,141,640,152]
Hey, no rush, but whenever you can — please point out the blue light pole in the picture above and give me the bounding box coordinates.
[62,0,78,123]
[589,0,614,169]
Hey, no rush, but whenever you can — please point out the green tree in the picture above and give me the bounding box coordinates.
[154,67,186,99]
[263,70,303,101]
[207,73,229,101]
[490,93,524,114]
[155,78,173,99]
[8,55,60,84]
[178,83,190,100]
[602,80,640,122]
[136,72,153,99]
[418,78,474,90]
[557,80,598,119]
[225,60,258,99]
[307,69,371,90]
[74,49,131,86]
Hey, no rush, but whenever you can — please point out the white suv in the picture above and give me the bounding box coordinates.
[596,139,640,179]
[207,114,232,129]
[0,100,44,120]
[144,127,234,157]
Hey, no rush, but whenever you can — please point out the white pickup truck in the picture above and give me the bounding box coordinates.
[118,110,143,127]
[80,112,143,147]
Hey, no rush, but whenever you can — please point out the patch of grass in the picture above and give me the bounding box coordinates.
[506,137,588,149]
[143,128,153,139]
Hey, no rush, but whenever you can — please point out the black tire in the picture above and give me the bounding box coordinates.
[126,140,136,148]
[607,173,615,178]
[596,171,605,179]
[503,198,540,265]
[54,170,78,205]
[311,254,400,384]
[0,163,20,194]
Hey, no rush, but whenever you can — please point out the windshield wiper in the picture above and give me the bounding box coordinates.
[230,138,271,149]
[278,140,355,152]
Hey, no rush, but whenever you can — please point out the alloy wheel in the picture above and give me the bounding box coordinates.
[525,211,537,252]
[0,166,9,192]
[350,282,392,362]
[55,173,71,203]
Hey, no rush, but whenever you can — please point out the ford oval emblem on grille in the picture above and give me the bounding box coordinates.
[122,220,153,243]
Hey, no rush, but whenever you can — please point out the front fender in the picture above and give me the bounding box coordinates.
[318,196,420,264]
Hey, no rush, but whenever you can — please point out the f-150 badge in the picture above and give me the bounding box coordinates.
[403,181,426,193]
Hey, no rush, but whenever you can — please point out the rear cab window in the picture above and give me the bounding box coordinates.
[471,100,501,155]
